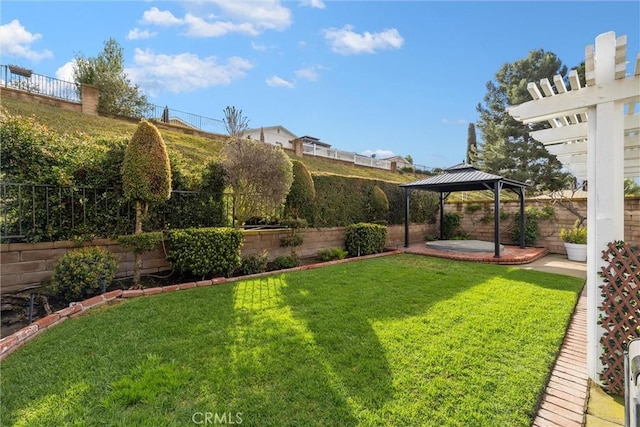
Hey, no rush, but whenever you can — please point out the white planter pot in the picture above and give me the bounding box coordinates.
[564,242,587,262]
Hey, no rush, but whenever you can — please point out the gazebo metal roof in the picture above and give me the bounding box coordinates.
[400,163,528,193]
[400,163,528,257]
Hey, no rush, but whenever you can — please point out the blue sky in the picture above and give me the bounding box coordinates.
[1,1,638,169]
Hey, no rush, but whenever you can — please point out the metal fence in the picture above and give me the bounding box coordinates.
[1,64,80,103]
[0,183,234,243]
[142,104,226,134]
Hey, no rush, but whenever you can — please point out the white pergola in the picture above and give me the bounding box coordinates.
[509,31,640,382]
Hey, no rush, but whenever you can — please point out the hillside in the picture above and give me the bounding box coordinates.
[1,96,416,184]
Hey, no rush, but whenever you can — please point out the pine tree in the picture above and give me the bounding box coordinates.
[476,49,572,191]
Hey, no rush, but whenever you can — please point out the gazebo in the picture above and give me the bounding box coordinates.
[400,163,528,258]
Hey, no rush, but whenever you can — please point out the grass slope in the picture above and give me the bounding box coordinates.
[2,96,413,183]
[0,255,583,426]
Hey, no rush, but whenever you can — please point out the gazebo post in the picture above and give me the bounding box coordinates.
[439,192,445,240]
[519,188,525,249]
[493,181,501,258]
[404,187,411,248]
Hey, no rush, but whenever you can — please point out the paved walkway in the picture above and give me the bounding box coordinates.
[533,286,588,426]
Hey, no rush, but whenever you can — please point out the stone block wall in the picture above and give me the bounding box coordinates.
[443,197,639,254]
[0,223,434,294]
[0,86,82,113]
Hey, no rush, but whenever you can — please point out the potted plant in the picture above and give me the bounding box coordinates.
[560,220,587,262]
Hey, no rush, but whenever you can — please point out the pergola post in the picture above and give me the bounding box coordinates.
[586,33,626,379]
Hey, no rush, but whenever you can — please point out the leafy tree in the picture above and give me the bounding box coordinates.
[122,120,172,286]
[624,178,640,196]
[466,123,478,165]
[284,160,315,220]
[476,49,572,192]
[73,38,149,117]
[223,138,293,226]
[405,154,413,165]
[223,106,250,141]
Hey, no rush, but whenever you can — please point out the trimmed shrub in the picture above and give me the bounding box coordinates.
[317,247,348,262]
[122,120,172,206]
[368,185,389,223]
[345,223,388,256]
[279,217,308,256]
[284,160,316,221]
[238,251,269,275]
[271,255,300,270]
[167,227,243,278]
[49,246,119,301]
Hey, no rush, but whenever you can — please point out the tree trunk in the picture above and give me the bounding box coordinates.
[133,200,143,288]
[135,201,143,234]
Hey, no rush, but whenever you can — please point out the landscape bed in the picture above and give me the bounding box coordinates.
[0,254,583,426]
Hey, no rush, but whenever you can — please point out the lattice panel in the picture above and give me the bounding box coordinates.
[599,241,640,395]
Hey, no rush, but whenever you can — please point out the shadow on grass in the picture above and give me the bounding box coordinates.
[278,255,488,412]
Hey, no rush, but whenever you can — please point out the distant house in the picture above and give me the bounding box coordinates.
[298,135,331,149]
[382,155,413,169]
[244,125,298,150]
[167,117,198,129]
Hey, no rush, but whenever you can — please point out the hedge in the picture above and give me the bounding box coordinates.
[167,227,243,278]
[345,223,388,256]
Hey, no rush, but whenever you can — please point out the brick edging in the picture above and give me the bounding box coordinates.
[0,250,401,362]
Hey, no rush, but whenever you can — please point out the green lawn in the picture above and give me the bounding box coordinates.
[0,255,583,426]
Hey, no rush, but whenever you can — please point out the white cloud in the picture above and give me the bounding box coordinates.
[0,20,53,62]
[209,0,292,31]
[183,14,258,37]
[127,27,157,40]
[360,149,395,159]
[141,7,182,26]
[266,75,294,88]
[251,41,268,51]
[126,48,253,96]
[323,25,404,55]
[139,2,291,38]
[300,0,326,9]
[441,118,468,125]
[55,61,76,82]
[295,65,323,82]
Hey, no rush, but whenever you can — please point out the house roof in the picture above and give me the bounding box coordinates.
[299,135,331,148]
[400,163,528,193]
[245,125,298,138]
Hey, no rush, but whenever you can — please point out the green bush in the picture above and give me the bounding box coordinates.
[312,175,438,227]
[512,206,555,245]
[271,255,300,270]
[317,247,348,262]
[49,246,119,301]
[167,227,243,278]
[238,251,269,275]
[345,223,388,256]
[368,185,389,223]
[284,160,315,221]
[441,212,462,239]
[117,232,163,254]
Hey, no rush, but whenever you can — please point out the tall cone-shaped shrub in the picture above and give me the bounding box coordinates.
[284,160,315,220]
[122,120,171,286]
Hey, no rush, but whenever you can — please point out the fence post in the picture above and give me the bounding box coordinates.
[81,84,99,116]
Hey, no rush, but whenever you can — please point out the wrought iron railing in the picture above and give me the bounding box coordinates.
[142,104,226,134]
[1,64,80,103]
[0,183,233,243]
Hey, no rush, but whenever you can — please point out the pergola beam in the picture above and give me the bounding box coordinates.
[509,75,640,124]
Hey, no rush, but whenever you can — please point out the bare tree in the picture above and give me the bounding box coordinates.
[223,106,250,141]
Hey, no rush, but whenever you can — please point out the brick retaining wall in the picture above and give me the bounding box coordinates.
[0,224,433,294]
[443,197,639,254]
